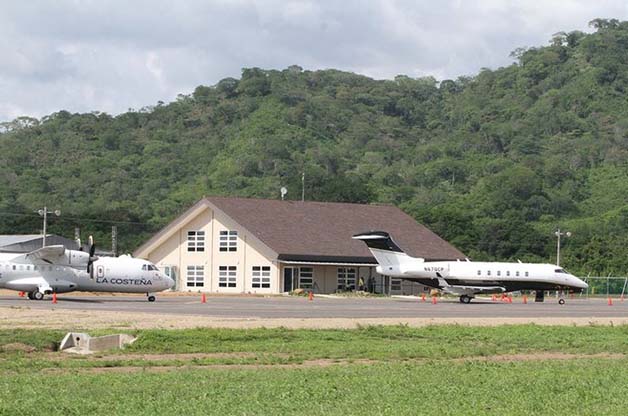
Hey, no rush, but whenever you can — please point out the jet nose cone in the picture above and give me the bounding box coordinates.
[166,277,175,289]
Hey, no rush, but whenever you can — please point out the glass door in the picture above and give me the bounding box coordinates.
[283,267,295,292]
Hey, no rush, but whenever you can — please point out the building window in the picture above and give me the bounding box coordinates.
[219,266,237,288]
[337,268,356,291]
[186,265,204,287]
[391,278,402,292]
[299,267,313,289]
[252,266,271,289]
[219,230,238,252]
[187,231,205,252]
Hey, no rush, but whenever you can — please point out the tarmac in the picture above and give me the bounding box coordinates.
[0,293,625,319]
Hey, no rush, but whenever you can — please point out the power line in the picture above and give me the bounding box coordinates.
[0,210,151,226]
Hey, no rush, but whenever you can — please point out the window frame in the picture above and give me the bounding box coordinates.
[218,266,237,288]
[219,230,238,252]
[252,266,271,289]
[337,267,357,291]
[187,230,206,252]
[186,265,205,288]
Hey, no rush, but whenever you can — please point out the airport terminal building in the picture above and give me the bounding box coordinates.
[133,197,464,295]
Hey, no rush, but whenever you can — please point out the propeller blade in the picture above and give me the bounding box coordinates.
[87,235,96,277]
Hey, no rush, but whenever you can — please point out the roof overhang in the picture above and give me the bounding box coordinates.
[278,260,378,267]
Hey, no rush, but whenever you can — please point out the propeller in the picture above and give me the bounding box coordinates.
[87,236,98,278]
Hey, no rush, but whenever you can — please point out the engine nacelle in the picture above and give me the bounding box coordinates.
[63,250,91,267]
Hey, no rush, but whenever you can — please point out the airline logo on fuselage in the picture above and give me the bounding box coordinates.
[96,277,152,286]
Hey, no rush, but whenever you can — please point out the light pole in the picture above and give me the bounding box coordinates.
[38,206,61,247]
[554,228,571,267]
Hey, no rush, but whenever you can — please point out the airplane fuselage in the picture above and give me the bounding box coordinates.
[0,253,173,295]
[376,257,588,293]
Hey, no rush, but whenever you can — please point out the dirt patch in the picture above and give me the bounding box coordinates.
[454,352,626,363]
[2,307,628,330]
[36,353,625,374]
[1,343,36,353]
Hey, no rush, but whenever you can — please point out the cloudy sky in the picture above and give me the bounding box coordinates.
[1,0,627,122]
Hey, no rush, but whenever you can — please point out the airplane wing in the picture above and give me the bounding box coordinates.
[24,245,66,264]
[436,277,505,296]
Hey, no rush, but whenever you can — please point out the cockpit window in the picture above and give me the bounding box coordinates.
[554,269,566,273]
[143,264,158,271]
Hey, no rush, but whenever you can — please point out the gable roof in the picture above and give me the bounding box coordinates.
[134,196,464,263]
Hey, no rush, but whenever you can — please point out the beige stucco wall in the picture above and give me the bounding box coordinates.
[142,205,278,294]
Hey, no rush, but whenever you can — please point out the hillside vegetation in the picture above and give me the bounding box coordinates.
[1,19,627,275]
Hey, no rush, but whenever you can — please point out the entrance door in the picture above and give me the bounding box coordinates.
[283,267,295,292]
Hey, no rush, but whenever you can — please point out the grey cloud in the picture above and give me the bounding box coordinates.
[0,0,627,121]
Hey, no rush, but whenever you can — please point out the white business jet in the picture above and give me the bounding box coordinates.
[353,231,588,304]
[0,237,174,301]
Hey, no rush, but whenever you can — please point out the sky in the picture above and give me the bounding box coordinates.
[1,0,627,122]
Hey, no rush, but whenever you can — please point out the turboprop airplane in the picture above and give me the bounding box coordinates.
[0,237,174,302]
[353,231,588,304]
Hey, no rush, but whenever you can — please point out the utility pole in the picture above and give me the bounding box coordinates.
[301,172,305,202]
[37,206,60,247]
[554,228,571,267]
[112,226,118,257]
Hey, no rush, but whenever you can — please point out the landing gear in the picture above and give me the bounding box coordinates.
[459,295,473,304]
[558,298,565,305]
[147,294,156,302]
[29,291,44,301]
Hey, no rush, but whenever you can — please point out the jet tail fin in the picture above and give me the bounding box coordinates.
[352,231,420,267]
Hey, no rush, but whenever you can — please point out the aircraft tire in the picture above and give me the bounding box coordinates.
[27,292,35,300]
[147,295,156,302]
[33,291,44,301]
[460,295,472,304]
[558,298,565,305]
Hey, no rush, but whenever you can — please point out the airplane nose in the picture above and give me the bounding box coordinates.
[166,276,175,289]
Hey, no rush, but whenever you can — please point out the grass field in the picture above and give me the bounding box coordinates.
[1,325,627,415]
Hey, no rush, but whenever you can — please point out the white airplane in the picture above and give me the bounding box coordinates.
[353,231,588,304]
[0,237,174,301]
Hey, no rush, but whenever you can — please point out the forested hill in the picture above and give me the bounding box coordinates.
[1,19,628,275]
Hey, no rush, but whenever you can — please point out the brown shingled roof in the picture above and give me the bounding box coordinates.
[206,196,464,263]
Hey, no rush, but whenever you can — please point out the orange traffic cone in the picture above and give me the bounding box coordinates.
[523,295,528,304]
[308,291,314,301]
[18,291,25,297]
[608,297,613,306]
[431,296,437,305]
[421,293,426,302]
[52,293,57,304]
[201,293,207,304]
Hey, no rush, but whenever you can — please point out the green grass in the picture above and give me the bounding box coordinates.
[0,359,626,415]
[1,325,627,414]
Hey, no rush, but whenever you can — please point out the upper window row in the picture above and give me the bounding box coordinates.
[187,230,238,252]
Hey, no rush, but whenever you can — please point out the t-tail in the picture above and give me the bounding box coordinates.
[352,231,421,268]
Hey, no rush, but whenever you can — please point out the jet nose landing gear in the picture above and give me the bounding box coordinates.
[459,295,473,304]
